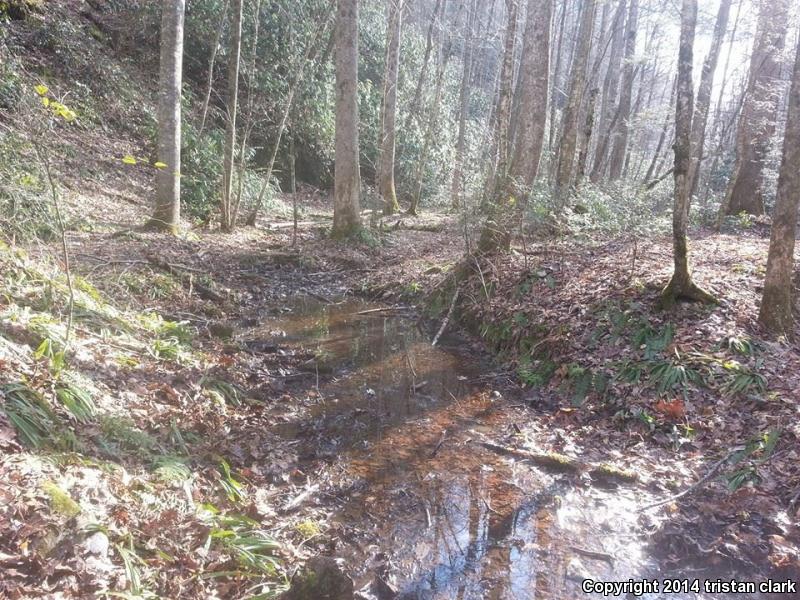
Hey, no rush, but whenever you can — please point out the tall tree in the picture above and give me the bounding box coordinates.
[332,0,362,236]
[451,0,478,210]
[408,0,454,216]
[378,0,404,215]
[405,0,444,129]
[508,0,552,192]
[198,0,229,136]
[607,0,637,181]
[659,0,716,308]
[687,0,732,200]
[758,34,800,337]
[554,0,596,198]
[147,0,186,233]
[487,0,519,198]
[478,0,552,253]
[721,0,790,217]
[220,0,243,233]
[590,0,625,182]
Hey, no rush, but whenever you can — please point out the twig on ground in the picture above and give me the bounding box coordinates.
[638,447,744,512]
[432,288,459,346]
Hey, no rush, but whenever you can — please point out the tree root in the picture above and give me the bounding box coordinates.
[658,275,718,310]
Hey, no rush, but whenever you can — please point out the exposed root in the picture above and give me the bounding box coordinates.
[658,274,718,310]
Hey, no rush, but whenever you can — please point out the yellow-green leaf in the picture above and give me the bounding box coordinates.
[35,84,49,96]
[153,162,168,169]
[40,97,50,107]
[122,155,137,165]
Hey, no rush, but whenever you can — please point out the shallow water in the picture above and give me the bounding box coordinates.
[244,296,748,600]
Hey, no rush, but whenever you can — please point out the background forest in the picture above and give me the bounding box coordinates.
[1,0,800,598]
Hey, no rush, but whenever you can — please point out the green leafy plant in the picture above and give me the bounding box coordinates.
[1,382,60,447]
[726,430,781,491]
[153,456,192,483]
[217,459,246,503]
[648,359,701,396]
[210,514,281,576]
[721,359,767,397]
[55,382,96,424]
[201,376,247,407]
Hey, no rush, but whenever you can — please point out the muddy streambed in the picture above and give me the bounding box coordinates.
[243,297,746,600]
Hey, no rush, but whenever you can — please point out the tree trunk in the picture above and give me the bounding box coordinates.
[722,0,790,217]
[198,0,229,136]
[332,0,362,237]
[246,16,331,227]
[607,0,637,181]
[233,0,263,226]
[555,0,596,199]
[405,0,444,130]
[659,0,716,309]
[488,0,519,197]
[451,0,478,210]
[378,0,404,215]
[479,0,552,254]
[687,0,732,201]
[589,0,625,182]
[508,0,552,192]
[643,74,676,184]
[220,0,243,233]
[547,0,568,154]
[758,34,800,337]
[575,87,598,185]
[147,0,186,234]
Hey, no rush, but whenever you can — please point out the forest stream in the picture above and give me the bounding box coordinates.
[242,297,714,600]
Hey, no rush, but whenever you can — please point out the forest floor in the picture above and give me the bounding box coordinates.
[2,3,799,597]
[1,182,799,598]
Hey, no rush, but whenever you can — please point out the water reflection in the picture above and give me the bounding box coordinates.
[245,297,701,600]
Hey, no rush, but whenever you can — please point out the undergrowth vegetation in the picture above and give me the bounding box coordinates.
[0,243,289,598]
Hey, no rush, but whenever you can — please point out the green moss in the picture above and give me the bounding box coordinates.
[42,481,81,518]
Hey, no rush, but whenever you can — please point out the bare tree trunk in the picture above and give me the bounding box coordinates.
[409,44,452,216]
[479,0,552,254]
[220,0,243,232]
[451,0,478,210]
[659,0,716,309]
[547,0,568,155]
[643,74,676,184]
[246,16,331,227]
[590,0,625,182]
[405,0,444,129]
[721,0,790,217]
[147,0,185,234]
[509,0,552,191]
[555,0,596,199]
[233,0,263,225]
[487,0,519,196]
[378,0,404,215]
[607,0,637,181]
[332,0,362,237]
[687,0,732,201]
[576,87,598,185]
[199,0,229,136]
[758,34,800,337]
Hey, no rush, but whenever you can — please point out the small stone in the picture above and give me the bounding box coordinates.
[84,531,110,556]
[491,391,502,399]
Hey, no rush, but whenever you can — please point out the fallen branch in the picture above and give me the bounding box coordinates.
[638,447,744,512]
[281,484,320,513]
[570,546,615,566]
[479,440,639,483]
[429,429,447,458]
[432,288,459,346]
